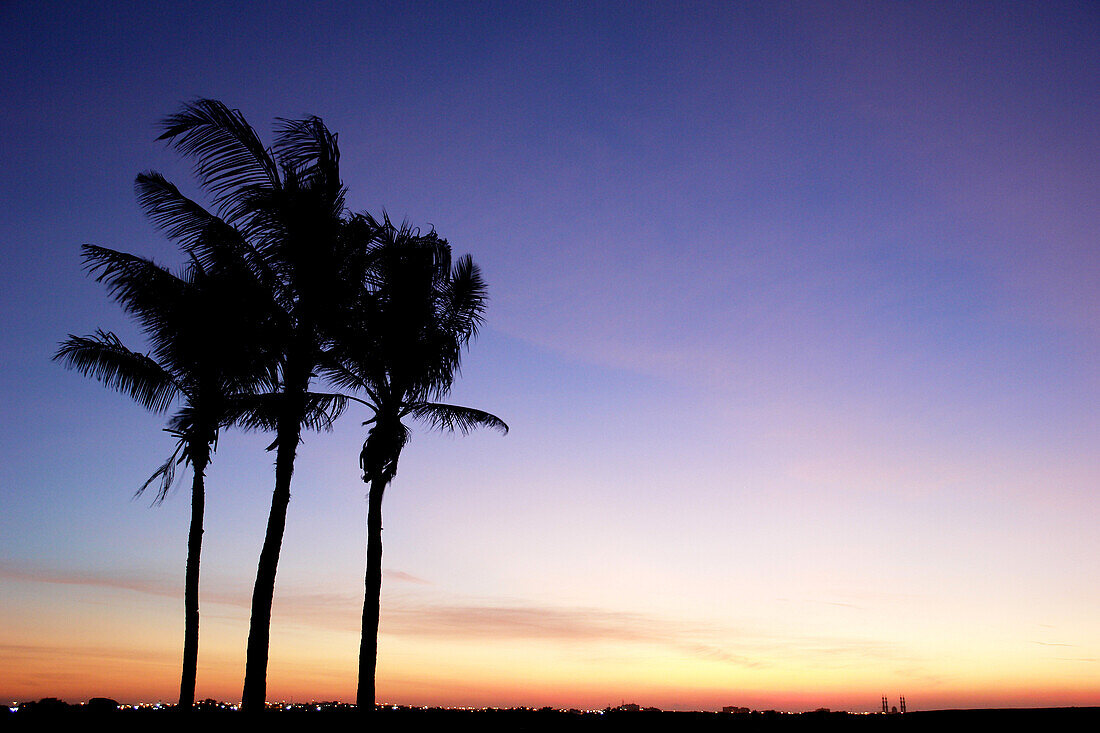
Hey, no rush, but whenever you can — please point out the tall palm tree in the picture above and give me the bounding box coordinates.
[153,100,368,710]
[323,217,507,710]
[54,244,274,709]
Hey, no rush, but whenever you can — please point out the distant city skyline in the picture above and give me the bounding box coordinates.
[1,0,1097,712]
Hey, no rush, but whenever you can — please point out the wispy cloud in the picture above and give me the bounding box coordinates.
[382,603,655,642]
[0,559,919,671]
[384,570,430,585]
[0,561,176,598]
[379,600,916,671]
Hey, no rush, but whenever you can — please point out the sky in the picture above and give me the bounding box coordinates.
[1,0,1098,713]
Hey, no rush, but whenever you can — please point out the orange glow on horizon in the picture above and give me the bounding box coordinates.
[4,598,1097,712]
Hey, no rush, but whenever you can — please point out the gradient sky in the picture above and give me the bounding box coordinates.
[1,0,1098,712]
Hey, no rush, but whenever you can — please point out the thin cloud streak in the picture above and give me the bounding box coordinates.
[384,570,431,585]
[0,560,917,671]
[379,602,915,671]
[0,561,176,598]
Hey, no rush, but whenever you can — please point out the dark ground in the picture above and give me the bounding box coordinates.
[2,706,1099,732]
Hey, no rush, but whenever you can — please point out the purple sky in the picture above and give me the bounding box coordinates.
[1,1,1098,710]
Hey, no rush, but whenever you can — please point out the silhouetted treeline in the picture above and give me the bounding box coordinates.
[5,701,1098,732]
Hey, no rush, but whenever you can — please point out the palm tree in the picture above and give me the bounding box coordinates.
[153,100,367,710]
[54,244,274,709]
[323,216,507,710]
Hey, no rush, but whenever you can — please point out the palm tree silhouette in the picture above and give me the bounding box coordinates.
[54,245,274,709]
[154,100,365,710]
[323,216,507,710]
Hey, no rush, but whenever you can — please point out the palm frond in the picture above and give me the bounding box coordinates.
[134,171,232,252]
[135,440,186,504]
[54,330,180,413]
[81,245,188,320]
[273,116,340,177]
[226,391,347,433]
[444,254,488,342]
[302,391,349,432]
[221,392,282,432]
[405,402,508,435]
[157,99,280,222]
[316,350,384,403]
[133,171,277,290]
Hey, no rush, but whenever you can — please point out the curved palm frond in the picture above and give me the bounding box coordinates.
[54,330,180,413]
[135,439,186,505]
[81,245,189,337]
[82,243,185,293]
[157,99,280,224]
[226,391,348,433]
[405,402,509,436]
[273,116,340,181]
[134,171,234,254]
[219,392,282,433]
[302,391,349,432]
[317,352,381,401]
[444,254,488,342]
[133,172,283,301]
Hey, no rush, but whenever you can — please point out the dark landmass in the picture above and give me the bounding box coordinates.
[2,701,1098,732]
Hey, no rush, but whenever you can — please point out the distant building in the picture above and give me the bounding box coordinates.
[723,706,751,714]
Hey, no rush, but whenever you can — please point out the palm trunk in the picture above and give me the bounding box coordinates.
[356,476,386,711]
[241,411,302,712]
[178,450,208,710]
